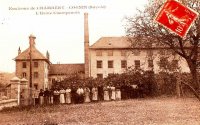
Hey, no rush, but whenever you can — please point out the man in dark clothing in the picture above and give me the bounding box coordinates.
[138,83,144,98]
[44,88,50,105]
[98,85,104,101]
[71,86,77,104]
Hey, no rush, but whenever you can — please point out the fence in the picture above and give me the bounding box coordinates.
[0,87,40,106]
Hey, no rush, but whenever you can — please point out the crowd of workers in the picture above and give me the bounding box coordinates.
[37,84,145,105]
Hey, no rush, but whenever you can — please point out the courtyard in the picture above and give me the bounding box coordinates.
[0,97,199,125]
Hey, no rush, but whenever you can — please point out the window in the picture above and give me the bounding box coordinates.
[34,83,38,90]
[34,62,38,68]
[97,74,103,79]
[97,61,102,68]
[108,60,113,68]
[172,60,178,69]
[22,62,26,68]
[121,50,126,56]
[132,50,140,56]
[147,50,153,57]
[159,50,166,55]
[135,60,140,69]
[160,58,167,69]
[96,50,102,56]
[107,50,113,56]
[148,60,154,68]
[22,72,27,78]
[34,72,39,78]
[121,60,127,68]
[52,78,56,83]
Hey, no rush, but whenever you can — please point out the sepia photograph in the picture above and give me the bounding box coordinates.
[0,0,200,124]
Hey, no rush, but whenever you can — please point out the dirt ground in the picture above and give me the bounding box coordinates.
[0,97,200,125]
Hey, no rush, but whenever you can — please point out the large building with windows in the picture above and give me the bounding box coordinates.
[14,13,190,90]
[15,35,50,90]
[88,37,189,79]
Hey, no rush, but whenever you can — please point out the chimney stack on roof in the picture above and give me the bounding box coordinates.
[29,34,36,47]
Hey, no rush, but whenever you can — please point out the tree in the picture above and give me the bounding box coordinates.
[125,0,200,91]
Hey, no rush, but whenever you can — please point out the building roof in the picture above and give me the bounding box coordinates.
[90,37,131,49]
[90,36,195,50]
[49,64,85,75]
[15,46,48,61]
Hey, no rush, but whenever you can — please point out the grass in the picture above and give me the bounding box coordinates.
[0,97,200,125]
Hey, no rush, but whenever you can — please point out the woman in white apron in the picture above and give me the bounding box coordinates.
[104,86,110,101]
[60,88,66,104]
[84,87,91,103]
[115,85,121,100]
[65,87,71,104]
[110,86,116,100]
[92,87,98,102]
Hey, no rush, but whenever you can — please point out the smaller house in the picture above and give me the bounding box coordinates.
[48,64,85,86]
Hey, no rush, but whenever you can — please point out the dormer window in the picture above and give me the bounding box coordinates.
[96,50,102,56]
[107,50,113,56]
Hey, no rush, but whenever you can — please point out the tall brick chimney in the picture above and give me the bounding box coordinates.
[84,13,89,78]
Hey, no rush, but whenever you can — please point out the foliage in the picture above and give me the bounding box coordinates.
[51,69,159,97]
[125,0,200,90]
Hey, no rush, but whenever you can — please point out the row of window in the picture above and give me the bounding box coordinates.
[22,72,39,78]
[96,59,178,79]
[96,60,154,69]
[96,50,155,57]
[96,50,176,57]
[96,60,148,69]
[96,50,127,56]
[22,62,39,68]
[96,59,178,69]
[97,60,127,69]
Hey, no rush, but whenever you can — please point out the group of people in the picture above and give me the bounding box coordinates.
[37,84,145,105]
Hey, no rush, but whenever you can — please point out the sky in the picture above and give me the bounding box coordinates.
[0,0,148,73]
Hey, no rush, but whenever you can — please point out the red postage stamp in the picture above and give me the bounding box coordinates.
[154,0,199,38]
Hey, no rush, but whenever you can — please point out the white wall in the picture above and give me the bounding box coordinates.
[89,48,190,78]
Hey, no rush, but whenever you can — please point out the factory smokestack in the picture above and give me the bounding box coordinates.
[84,13,89,78]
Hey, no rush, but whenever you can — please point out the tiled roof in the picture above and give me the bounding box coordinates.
[90,37,131,49]
[49,64,84,75]
[90,36,195,49]
[15,46,48,61]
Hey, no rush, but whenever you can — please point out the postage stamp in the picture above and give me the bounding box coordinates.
[154,0,199,38]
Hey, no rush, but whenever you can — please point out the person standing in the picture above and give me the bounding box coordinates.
[39,89,44,105]
[71,85,77,104]
[110,86,116,101]
[76,86,84,104]
[65,87,71,104]
[104,86,110,101]
[84,87,91,103]
[53,89,60,104]
[98,85,104,101]
[44,88,50,105]
[49,89,54,104]
[60,88,66,104]
[115,84,121,100]
[92,86,98,102]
